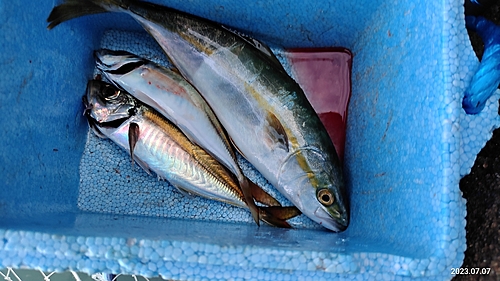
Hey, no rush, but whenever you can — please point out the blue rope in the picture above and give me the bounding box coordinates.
[463,16,500,114]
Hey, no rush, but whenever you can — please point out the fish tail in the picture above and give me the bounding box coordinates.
[238,177,260,226]
[248,179,281,207]
[259,206,302,228]
[242,177,284,226]
[47,0,129,30]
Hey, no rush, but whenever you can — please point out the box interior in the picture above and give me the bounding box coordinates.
[0,0,472,278]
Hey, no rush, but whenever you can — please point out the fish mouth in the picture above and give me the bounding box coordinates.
[82,95,91,113]
[278,146,348,232]
[82,82,131,138]
[82,95,105,138]
[82,96,129,138]
[313,206,348,232]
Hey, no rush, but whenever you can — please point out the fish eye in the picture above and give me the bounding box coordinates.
[317,189,334,206]
[103,86,120,100]
[128,107,137,116]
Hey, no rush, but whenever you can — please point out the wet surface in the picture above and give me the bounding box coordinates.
[285,48,352,162]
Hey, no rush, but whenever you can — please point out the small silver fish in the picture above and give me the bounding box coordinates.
[93,49,260,224]
[83,80,300,227]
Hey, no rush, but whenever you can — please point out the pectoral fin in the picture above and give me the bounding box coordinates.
[126,123,152,175]
[128,122,140,167]
[265,112,289,152]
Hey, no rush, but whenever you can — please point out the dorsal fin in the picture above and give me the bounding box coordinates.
[221,25,287,73]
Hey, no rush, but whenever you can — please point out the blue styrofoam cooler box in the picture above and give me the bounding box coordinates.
[1,0,500,280]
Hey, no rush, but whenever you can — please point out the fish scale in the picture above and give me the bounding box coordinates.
[82,80,300,227]
[93,48,260,224]
[126,6,349,230]
[143,109,241,193]
[129,109,246,207]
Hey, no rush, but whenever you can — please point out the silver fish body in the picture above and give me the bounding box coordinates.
[108,111,250,207]
[94,49,243,186]
[84,80,300,227]
[127,4,348,231]
[94,49,261,225]
[48,0,347,231]
[85,80,247,207]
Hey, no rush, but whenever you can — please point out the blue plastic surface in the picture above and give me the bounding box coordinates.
[1,0,500,280]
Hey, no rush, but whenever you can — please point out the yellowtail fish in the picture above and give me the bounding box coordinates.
[83,80,300,227]
[48,0,348,231]
[93,49,260,225]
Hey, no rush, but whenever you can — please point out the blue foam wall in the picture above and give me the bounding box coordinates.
[1,0,500,280]
[346,1,449,257]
